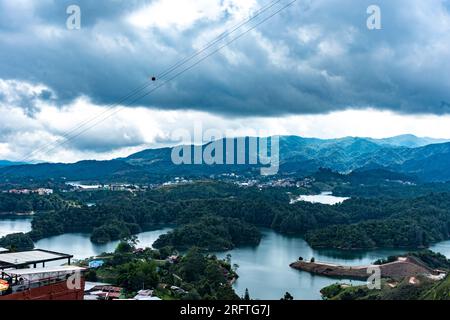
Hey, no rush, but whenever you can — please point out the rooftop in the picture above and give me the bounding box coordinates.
[0,249,73,269]
[6,266,84,277]
[0,248,8,254]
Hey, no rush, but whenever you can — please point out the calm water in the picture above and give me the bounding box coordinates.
[290,192,350,205]
[1,218,450,300]
[34,228,173,260]
[429,240,450,258]
[216,229,408,300]
[0,217,32,237]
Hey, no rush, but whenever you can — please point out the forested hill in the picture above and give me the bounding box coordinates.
[6,181,448,250]
[2,135,450,183]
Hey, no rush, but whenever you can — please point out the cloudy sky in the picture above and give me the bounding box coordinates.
[1,0,450,162]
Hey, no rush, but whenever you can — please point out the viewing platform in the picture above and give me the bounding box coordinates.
[0,249,85,300]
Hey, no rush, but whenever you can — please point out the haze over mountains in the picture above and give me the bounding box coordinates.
[1,134,450,183]
[0,161,27,167]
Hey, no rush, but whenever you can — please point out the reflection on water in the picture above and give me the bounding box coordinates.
[0,217,32,238]
[34,228,173,260]
[2,217,450,300]
[313,247,408,262]
[217,230,410,300]
[429,240,450,258]
[290,192,350,205]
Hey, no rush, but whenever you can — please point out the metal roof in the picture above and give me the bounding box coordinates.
[0,248,8,253]
[6,266,84,276]
[0,249,72,269]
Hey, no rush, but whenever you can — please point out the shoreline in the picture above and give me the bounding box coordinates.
[289,257,443,281]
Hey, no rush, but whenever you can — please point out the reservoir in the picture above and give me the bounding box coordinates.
[290,192,350,205]
[1,218,448,300]
[215,229,407,300]
[0,217,32,238]
[34,228,173,260]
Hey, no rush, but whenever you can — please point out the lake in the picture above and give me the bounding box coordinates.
[216,229,408,300]
[34,228,173,260]
[1,218,449,300]
[290,192,350,205]
[0,217,32,238]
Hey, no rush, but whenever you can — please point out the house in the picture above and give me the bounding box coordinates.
[166,255,180,264]
[88,260,105,269]
[85,285,123,300]
[170,286,187,295]
[35,188,54,196]
[133,289,161,300]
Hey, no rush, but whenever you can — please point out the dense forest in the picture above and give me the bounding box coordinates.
[0,233,34,251]
[0,193,67,213]
[84,239,240,300]
[2,180,450,250]
[304,194,450,249]
[153,216,261,251]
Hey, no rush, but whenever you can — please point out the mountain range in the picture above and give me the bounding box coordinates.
[1,134,450,183]
[0,160,27,167]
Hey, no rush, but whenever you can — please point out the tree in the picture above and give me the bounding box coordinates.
[115,240,134,254]
[158,246,174,259]
[116,261,159,292]
[310,257,315,263]
[182,289,201,300]
[204,263,226,286]
[0,233,34,251]
[124,235,139,247]
[179,247,207,282]
[244,288,251,300]
[216,285,240,300]
[281,292,294,300]
[84,269,97,282]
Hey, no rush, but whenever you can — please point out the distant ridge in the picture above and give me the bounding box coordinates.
[2,135,450,183]
[367,134,450,148]
[0,160,28,167]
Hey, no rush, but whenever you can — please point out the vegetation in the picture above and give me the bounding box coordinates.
[0,193,66,213]
[374,250,450,269]
[153,216,261,251]
[2,176,450,252]
[91,221,142,244]
[321,276,450,300]
[281,292,294,300]
[86,239,240,300]
[321,250,450,300]
[0,233,34,251]
[422,275,450,300]
[11,181,450,250]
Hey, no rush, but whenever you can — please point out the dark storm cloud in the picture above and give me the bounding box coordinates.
[0,0,450,117]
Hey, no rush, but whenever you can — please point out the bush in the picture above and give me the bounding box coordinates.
[0,233,34,251]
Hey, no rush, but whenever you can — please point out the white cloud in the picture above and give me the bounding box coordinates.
[2,1,450,163]
[127,0,224,30]
[2,79,450,163]
[127,0,258,31]
[296,24,321,44]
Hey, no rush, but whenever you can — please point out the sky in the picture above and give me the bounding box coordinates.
[1,0,450,162]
